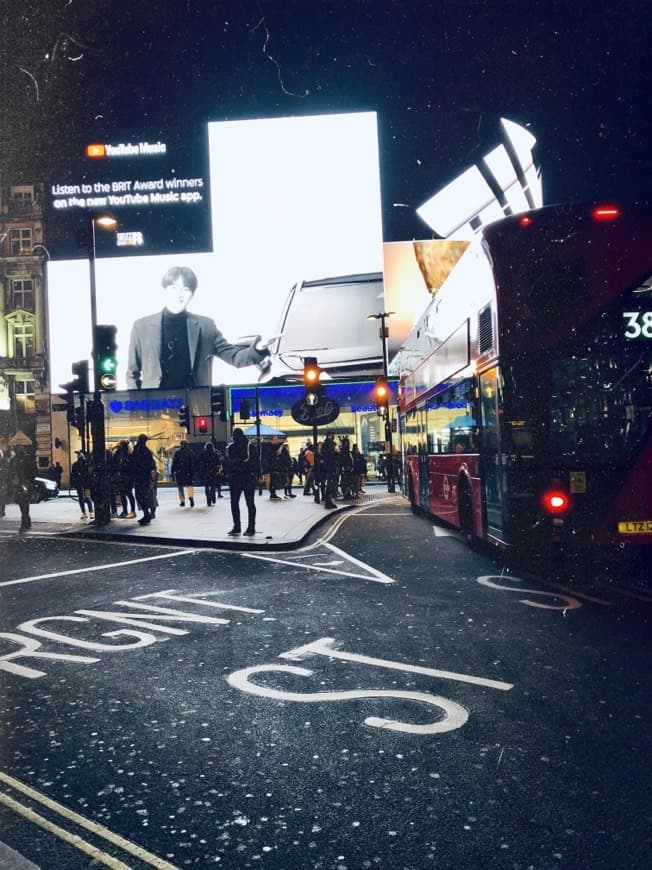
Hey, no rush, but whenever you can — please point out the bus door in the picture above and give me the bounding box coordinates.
[479,367,506,541]
[414,406,429,509]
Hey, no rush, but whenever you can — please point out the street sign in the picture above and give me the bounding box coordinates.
[291,396,340,426]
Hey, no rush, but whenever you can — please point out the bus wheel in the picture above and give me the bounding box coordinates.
[458,480,474,545]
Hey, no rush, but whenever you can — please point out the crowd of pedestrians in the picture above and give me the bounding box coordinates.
[0,432,373,536]
[297,434,368,509]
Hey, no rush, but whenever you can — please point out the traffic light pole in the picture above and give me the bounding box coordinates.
[369,312,396,493]
[87,215,111,526]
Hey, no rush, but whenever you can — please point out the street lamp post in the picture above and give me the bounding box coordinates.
[368,311,396,493]
[87,214,117,526]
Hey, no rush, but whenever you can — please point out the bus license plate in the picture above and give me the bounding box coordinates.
[618,520,652,534]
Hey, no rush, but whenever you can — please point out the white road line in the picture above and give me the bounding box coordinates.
[0,550,198,588]
[243,543,395,585]
[312,498,404,545]
[0,771,179,868]
[535,581,612,606]
[323,541,395,583]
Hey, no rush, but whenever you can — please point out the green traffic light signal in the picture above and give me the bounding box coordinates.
[95,324,118,390]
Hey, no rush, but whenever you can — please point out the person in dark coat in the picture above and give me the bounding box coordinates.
[339,437,355,500]
[71,450,94,520]
[320,431,339,509]
[351,444,367,495]
[268,437,286,501]
[225,427,257,536]
[10,446,37,532]
[131,434,157,525]
[171,439,195,507]
[113,440,136,518]
[278,443,296,498]
[201,441,221,506]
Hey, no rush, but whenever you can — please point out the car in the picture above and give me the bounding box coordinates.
[32,477,59,503]
[271,272,386,378]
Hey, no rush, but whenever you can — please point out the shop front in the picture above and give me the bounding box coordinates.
[50,381,396,489]
[230,381,397,480]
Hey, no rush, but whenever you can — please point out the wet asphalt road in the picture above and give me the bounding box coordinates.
[0,501,650,868]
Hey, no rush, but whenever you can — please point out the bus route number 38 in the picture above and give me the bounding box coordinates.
[623,310,652,340]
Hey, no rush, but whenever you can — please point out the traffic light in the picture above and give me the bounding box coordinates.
[95,324,118,390]
[211,386,227,422]
[73,406,84,432]
[373,376,390,415]
[239,399,251,420]
[178,406,190,430]
[195,415,210,435]
[71,360,89,395]
[303,357,322,406]
[59,381,76,423]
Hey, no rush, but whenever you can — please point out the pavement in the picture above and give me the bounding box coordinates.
[0,484,397,550]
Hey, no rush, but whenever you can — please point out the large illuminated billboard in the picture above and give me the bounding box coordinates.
[48,111,385,390]
[46,128,211,258]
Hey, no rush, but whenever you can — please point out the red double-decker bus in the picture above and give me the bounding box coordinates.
[398,204,652,557]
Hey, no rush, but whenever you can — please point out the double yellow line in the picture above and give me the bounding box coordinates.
[0,772,179,869]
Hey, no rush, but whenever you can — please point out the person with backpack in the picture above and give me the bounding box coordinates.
[225,427,257,536]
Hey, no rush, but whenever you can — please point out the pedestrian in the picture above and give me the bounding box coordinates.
[278,442,296,498]
[201,441,221,506]
[302,442,315,496]
[313,441,325,504]
[131,434,157,525]
[105,447,120,518]
[215,447,225,498]
[352,444,367,495]
[113,440,137,518]
[320,431,339,509]
[71,450,94,520]
[297,447,307,486]
[225,427,257,536]
[339,437,355,499]
[267,436,283,501]
[10,446,36,532]
[0,448,9,517]
[171,439,195,507]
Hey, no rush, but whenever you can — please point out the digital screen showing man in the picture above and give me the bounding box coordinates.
[127,265,270,389]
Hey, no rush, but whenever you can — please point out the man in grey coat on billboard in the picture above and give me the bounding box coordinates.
[126,266,270,390]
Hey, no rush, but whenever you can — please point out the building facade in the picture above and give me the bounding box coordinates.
[0,181,52,469]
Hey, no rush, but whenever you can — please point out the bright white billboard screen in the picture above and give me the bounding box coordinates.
[48,112,384,390]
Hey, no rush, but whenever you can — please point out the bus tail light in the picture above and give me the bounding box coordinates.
[591,204,621,222]
[541,482,571,516]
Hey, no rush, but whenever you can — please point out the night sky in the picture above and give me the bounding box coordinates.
[1,0,650,240]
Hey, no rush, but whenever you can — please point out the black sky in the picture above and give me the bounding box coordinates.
[2,0,650,240]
